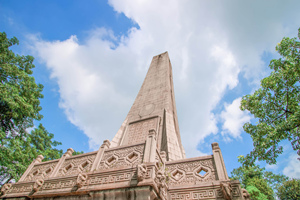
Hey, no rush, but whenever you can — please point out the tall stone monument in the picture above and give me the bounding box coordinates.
[1,52,248,200]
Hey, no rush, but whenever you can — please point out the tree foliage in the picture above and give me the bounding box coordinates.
[0,32,43,139]
[0,124,63,184]
[240,28,300,164]
[0,32,83,186]
[231,156,288,200]
[277,178,300,199]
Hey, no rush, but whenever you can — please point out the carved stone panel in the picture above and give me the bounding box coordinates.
[88,171,135,186]
[8,183,33,194]
[24,161,58,181]
[166,158,217,187]
[41,178,76,191]
[217,185,241,199]
[170,190,216,200]
[97,144,144,171]
[57,154,96,177]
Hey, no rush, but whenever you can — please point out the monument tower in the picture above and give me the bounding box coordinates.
[111,52,185,161]
[1,52,248,200]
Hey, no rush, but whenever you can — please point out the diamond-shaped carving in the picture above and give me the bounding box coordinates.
[170,168,185,181]
[81,161,89,169]
[66,164,72,171]
[198,169,207,176]
[62,163,73,175]
[32,170,39,176]
[194,166,210,179]
[65,164,73,171]
[42,167,53,178]
[45,168,52,174]
[105,155,118,166]
[125,151,139,163]
[78,160,90,172]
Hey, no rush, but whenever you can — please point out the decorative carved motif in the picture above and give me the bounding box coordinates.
[57,154,96,177]
[105,155,118,167]
[242,188,250,200]
[98,144,144,170]
[1,183,12,195]
[41,179,76,191]
[137,164,147,182]
[89,171,134,186]
[166,158,217,186]
[217,185,240,198]
[170,168,185,181]
[126,151,139,163]
[170,190,215,200]
[9,183,33,194]
[25,162,58,181]
[194,165,210,179]
[33,179,44,192]
[76,173,88,188]
[154,164,168,200]
[220,182,232,200]
[156,169,166,187]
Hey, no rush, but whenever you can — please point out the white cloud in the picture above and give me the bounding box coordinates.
[265,164,279,171]
[28,0,300,157]
[283,154,300,178]
[220,97,251,139]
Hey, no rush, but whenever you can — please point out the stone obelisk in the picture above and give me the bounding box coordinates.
[111,52,185,161]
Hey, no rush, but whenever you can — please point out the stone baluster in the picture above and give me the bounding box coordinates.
[91,140,111,171]
[50,148,74,178]
[18,155,44,182]
[211,142,229,180]
[143,129,157,163]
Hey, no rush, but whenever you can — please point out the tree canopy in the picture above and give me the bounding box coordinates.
[0,32,43,139]
[231,156,288,200]
[0,124,63,184]
[240,28,300,164]
[277,178,300,199]
[0,32,82,186]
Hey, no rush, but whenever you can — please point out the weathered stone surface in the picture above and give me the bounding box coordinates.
[1,52,246,200]
[111,52,185,161]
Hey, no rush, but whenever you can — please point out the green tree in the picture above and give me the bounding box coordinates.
[0,33,84,186]
[0,124,63,184]
[0,32,43,140]
[231,156,288,200]
[240,28,300,165]
[277,178,300,200]
[0,31,46,184]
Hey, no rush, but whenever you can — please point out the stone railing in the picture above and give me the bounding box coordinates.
[166,155,217,187]
[56,151,97,177]
[97,143,145,171]
[22,159,59,182]
[2,141,146,198]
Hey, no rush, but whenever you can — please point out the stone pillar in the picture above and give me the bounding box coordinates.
[143,129,157,162]
[212,142,229,181]
[91,140,111,171]
[50,148,74,177]
[18,155,44,182]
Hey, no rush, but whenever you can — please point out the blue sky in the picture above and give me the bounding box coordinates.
[1,0,300,178]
